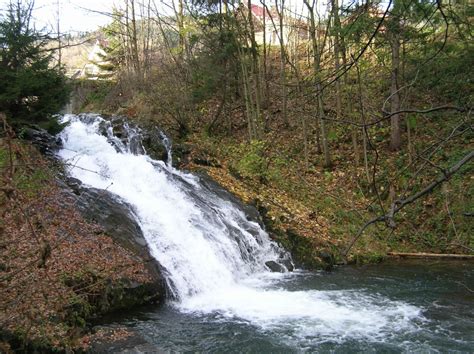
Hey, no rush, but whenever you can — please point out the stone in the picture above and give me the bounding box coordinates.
[265,260,285,273]
[62,178,165,302]
[20,126,62,156]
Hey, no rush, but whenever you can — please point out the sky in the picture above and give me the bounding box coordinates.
[0,0,325,34]
[0,0,113,33]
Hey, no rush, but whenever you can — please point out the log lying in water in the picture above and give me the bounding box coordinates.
[387,252,474,259]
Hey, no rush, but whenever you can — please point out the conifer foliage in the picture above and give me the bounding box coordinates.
[0,0,70,127]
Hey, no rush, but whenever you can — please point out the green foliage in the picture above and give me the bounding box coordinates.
[407,115,417,129]
[83,84,110,107]
[34,116,69,135]
[228,140,293,186]
[236,140,267,180]
[99,9,127,74]
[0,1,70,127]
[189,24,240,103]
[0,142,51,197]
[341,3,379,43]
[350,252,386,265]
[410,42,474,105]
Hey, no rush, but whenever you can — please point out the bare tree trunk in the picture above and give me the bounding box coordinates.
[407,117,413,164]
[141,0,152,78]
[356,62,370,183]
[318,85,331,167]
[304,0,331,166]
[275,0,288,127]
[123,0,141,79]
[177,0,185,58]
[130,0,141,79]
[390,36,401,150]
[124,2,131,71]
[56,0,61,68]
[389,3,401,151]
[260,0,269,109]
[247,0,263,138]
[331,0,342,119]
[239,49,256,139]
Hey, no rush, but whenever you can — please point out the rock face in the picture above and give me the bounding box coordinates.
[20,126,62,156]
[141,129,169,164]
[95,115,169,163]
[69,181,146,253]
[21,122,167,291]
[197,173,263,226]
[64,176,165,296]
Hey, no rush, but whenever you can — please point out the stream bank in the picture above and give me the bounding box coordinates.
[0,124,165,352]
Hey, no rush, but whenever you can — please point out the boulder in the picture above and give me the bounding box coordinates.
[141,130,169,163]
[278,254,295,272]
[265,260,286,273]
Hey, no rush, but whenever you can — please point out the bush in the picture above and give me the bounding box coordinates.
[236,140,268,181]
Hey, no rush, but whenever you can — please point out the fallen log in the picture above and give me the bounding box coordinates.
[387,252,474,259]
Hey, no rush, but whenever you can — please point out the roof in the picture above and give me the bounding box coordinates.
[250,4,269,18]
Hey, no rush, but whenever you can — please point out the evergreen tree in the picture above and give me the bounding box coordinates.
[0,0,70,128]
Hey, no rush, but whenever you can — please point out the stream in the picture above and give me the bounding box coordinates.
[102,259,473,352]
[57,114,473,352]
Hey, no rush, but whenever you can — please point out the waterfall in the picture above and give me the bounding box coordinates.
[57,113,423,345]
[57,113,291,300]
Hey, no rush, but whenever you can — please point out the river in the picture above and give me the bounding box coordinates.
[93,259,471,352]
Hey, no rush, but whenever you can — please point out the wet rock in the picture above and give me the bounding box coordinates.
[265,260,285,273]
[278,254,295,272]
[74,187,148,250]
[196,172,263,226]
[141,130,169,163]
[173,143,192,167]
[62,178,165,304]
[65,176,82,195]
[318,251,335,271]
[87,326,165,354]
[20,126,62,156]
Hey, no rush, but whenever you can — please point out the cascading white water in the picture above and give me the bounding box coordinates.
[57,114,424,345]
[58,114,288,297]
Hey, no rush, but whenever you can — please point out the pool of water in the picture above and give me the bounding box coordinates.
[103,259,473,352]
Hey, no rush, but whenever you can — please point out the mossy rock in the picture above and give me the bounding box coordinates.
[347,252,386,265]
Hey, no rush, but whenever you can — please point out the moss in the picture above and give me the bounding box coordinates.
[61,271,160,328]
[64,294,93,328]
[348,252,386,265]
[0,328,66,353]
[36,118,69,135]
[0,139,53,198]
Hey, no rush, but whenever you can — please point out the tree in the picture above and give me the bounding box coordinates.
[0,0,70,128]
[388,0,402,151]
[304,0,331,168]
